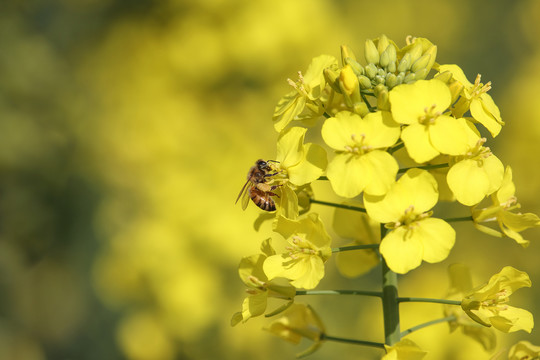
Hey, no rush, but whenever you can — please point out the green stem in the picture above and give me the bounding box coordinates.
[322,334,385,349]
[398,163,449,174]
[388,142,404,154]
[444,216,473,223]
[360,92,377,112]
[332,244,379,253]
[380,226,400,346]
[296,289,383,298]
[400,315,457,337]
[310,199,367,213]
[398,297,462,306]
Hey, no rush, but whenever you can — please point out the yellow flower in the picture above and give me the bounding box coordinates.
[438,64,504,137]
[446,127,504,206]
[231,239,295,326]
[321,110,400,197]
[444,264,497,351]
[272,127,327,219]
[263,214,332,289]
[264,303,325,358]
[364,169,455,274]
[273,55,337,132]
[389,79,469,163]
[506,341,540,360]
[382,339,427,360]
[472,166,540,247]
[461,266,534,333]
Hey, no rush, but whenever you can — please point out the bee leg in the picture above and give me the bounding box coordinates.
[267,191,280,198]
[264,171,279,178]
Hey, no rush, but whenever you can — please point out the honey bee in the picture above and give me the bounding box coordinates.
[235,159,281,211]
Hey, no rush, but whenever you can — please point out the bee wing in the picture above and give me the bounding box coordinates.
[241,184,251,210]
[235,179,250,204]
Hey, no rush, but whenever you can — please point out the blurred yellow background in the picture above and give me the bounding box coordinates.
[1,0,540,359]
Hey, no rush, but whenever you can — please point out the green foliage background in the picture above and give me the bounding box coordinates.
[1,0,539,359]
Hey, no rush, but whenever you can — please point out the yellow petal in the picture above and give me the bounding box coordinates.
[273,92,306,132]
[276,127,306,169]
[438,64,473,88]
[491,306,534,333]
[362,150,399,196]
[287,143,327,186]
[242,292,267,321]
[416,218,455,263]
[389,79,451,125]
[401,123,440,163]
[326,153,370,198]
[428,116,469,155]
[321,111,362,150]
[496,166,516,204]
[380,227,423,274]
[447,159,490,206]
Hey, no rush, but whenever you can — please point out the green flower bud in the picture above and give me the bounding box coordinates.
[323,67,342,93]
[434,70,453,84]
[397,53,411,73]
[423,45,437,72]
[358,75,372,89]
[411,53,431,73]
[407,41,423,64]
[353,102,369,116]
[377,34,390,55]
[365,63,378,79]
[387,61,397,73]
[341,45,357,66]
[380,50,390,68]
[364,39,380,65]
[414,68,429,80]
[386,73,398,89]
[403,72,416,83]
[346,58,364,75]
[375,75,385,84]
[384,44,397,64]
[396,72,404,85]
[374,84,390,110]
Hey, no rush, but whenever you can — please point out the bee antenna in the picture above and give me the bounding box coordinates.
[267,160,280,163]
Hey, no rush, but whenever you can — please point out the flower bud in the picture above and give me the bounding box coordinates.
[364,39,380,65]
[407,41,424,64]
[339,65,359,96]
[411,53,431,73]
[346,58,364,75]
[403,72,416,83]
[377,34,390,55]
[386,73,398,89]
[414,68,429,80]
[423,45,437,72]
[323,68,342,93]
[358,75,372,89]
[340,45,357,66]
[387,61,397,73]
[397,53,411,73]
[434,70,453,84]
[374,84,390,110]
[365,63,377,79]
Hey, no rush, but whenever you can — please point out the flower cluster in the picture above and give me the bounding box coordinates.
[233,35,539,359]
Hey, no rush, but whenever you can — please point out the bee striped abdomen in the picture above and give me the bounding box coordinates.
[250,187,276,211]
